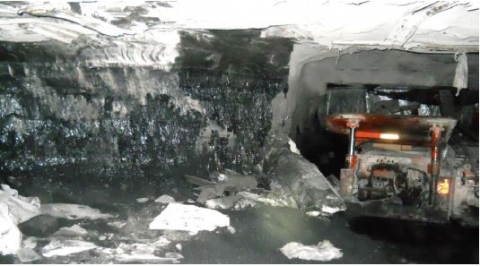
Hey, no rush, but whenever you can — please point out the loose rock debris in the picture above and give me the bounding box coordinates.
[107,221,127,229]
[306,210,321,217]
[155,194,176,204]
[185,170,297,211]
[185,169,258,203]
[0,204,22,255]
[115,253,180,263]
[136,197,150,203]
[53,224,88,237]
[149,203,230,234]
[280,240,343,262]
[23,237,37,249]
[261,133,346,212]
[0,133,352,263]
[184,134,346,216]
[96,241,181,264]
[0,184,40,224]
[1,183,187,263]
[41,239,98,257]
[0,184,39,255]
[288,138,302,155]
[17,247,41,263]
[115,242,180,263]
[235,191,295,209]
[40,203,114,220]
[205,195,243,209]
[322,205,342,214]
[166,251,184,260]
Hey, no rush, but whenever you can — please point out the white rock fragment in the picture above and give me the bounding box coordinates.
[227,226,236,234]
[149,203,230,233]
[215,173,228,182]
[175,243,182,251]
[23,237,37,249]
[306,211,321,217]
[166,251,184,260]
[154,195,175,204]
[129,243,155,255]
[116,253,179,263]
[0,202,22,256]
[321,205,341,214]
[288,138,301,155]
[97,247,116,256]
[235,191,291,209]
[108,221,127,229]
[40,204,113,220]
[205,195,241,210]
[54,224,88,237]
[136,198,149,203]
[280,240,343,262]
[17,248,41,263]
[233,198,257,210]
[116,241,171,261]
[153,237,171,248]
[0,184,41,224]
[0,184,42,256]
[42,239,98,257]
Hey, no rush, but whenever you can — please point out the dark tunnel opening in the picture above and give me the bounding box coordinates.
[295,110,349,178]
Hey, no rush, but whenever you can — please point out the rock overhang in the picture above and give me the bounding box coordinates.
[0,0,477,67]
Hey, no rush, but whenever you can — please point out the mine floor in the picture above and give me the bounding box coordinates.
[1,164,478,264]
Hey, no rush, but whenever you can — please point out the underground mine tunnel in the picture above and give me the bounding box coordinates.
[0,1,478,264]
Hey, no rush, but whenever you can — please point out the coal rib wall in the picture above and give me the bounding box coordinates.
[0,30,293,180]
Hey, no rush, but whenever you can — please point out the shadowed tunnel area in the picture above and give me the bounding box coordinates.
[348,216,479,264]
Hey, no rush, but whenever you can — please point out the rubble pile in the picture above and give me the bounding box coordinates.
[184,133,346,217]
[0,184,195,263]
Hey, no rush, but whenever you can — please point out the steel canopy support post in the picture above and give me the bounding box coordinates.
[429,125,444,206]
[340,119,359,199]
[348,127,356,158]
[345,119,359,169]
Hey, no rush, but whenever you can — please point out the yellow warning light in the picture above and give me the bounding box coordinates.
[379,133,400,140]
[356,131,400,140]
[437,179,450,195]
